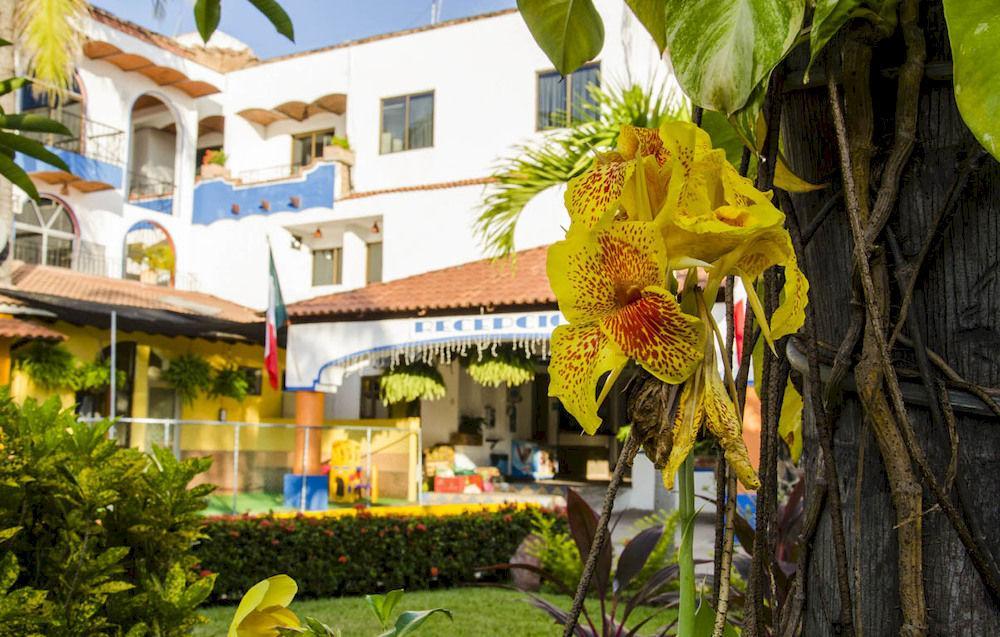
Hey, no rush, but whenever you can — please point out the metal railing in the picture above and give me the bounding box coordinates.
[22,111,125,166]
[10,243,201,291]
[233,163,303,185]
[83,417,424,514]
[128,172,176,202]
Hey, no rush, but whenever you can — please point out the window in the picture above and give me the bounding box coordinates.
[380,92,433,153]
[360,376,380,419]
[537,63,601,129]
[292,129,337,168]
[311,247,342,286]
[14,197,77,268]
[240,367,263,396]
[366,241,383,284]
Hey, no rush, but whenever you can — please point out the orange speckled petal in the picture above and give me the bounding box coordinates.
[600,286,705,384]
[564,154,634,230]
[596,221,668,290]
[548,322,628,435]
[618,124,670,165]
[547,233,617,323]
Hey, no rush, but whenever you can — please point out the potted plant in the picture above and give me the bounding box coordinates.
[321,136,354,165]
[162,354,213,405]
[199,149,229,179]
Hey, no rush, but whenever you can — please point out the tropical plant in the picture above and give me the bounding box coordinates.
[522,508,582,591]
[71,359,126,393]
[163,354,214,404]
[378,362,446,405]
[475,82,684,255]
[0,393,216,636]
[464,346,535,387]
[202,148,227,166]
[328,135,350,150]
[210,363,250,402]
[12,340,76,389]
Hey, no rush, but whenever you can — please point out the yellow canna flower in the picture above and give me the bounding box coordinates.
[547,221,705,434]
[228,575,300,637]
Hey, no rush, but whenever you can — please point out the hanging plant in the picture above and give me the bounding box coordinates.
[379,362,446,406]
[162,354,213,405]
[210,364,249,402]
[464,347,535,388]
[71,360,125,393]
[13,341,77,390]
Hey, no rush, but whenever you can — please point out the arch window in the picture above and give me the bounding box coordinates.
[14,197,78,268]
[123,220,175,287]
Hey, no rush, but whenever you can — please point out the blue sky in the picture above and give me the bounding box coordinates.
[91,0,518,59]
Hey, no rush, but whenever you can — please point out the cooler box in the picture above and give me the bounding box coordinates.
[283,474,329,511]
[433,474,484,493]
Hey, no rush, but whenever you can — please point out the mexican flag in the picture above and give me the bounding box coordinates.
[265,248,287,390]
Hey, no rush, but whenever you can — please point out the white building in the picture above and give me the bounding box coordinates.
[12,4,707,499]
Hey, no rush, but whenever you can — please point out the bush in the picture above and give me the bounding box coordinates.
[0,393,216,636]
[198,506,542,603]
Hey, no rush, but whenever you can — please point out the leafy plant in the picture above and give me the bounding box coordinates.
[379,362,446,405]
[523,508,582,591]
[0,392,216,636]
[366,589,452,637]
[476,82,684,255]
[163,354,213,405]
[210,364,249,402]
[328,136,351,150]
[202,148,227,166]
[72,359,126,393]
[464,347,535,387]
[12,341,76,390]
[199,506,539,603]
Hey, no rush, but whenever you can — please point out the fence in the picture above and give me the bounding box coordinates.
[82,417,424,514]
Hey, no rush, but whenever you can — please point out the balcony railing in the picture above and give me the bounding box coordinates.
[12,243,200,291]
[233,163,306,185]
[128,172,176,201]
[22,111,125,167]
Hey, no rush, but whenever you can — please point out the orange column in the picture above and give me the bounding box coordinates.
[293,391,325,474]
[0,338,12,386]
[739,387,763,494]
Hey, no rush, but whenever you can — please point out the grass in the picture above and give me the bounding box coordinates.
[202,493,411,516]
[194,586,675,636]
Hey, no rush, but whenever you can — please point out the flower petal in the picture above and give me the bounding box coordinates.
[548,322,628,435]
[702,370,760,490]
[770,255,809,341]
[601,286,704,384]
[257,574,297,610]
[662,378,703,489]
[596,221,668,290]
[547,232,617,323]
[779,379,803,463]
[619,124,670,164]
[565,153,634,230]
[229,578,271,637]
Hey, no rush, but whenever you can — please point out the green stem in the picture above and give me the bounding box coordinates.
[678,451,696,637]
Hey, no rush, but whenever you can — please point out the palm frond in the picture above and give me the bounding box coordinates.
[475,82,687,256]
[15,0,87,97]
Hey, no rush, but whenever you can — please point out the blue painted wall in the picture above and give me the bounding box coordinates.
[192,163,336,225]
[15,147,123,189]
[131,197,174,214]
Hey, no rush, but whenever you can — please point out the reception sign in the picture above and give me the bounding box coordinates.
[285,310,564,391]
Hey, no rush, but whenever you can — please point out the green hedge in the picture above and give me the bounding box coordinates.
[197,506,539,603]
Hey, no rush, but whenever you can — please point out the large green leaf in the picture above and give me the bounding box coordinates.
[0,132,71,173]
[662,0,805,114]
[379,609,453,637]
[808,1,897,75]
[0,152,40,200]
[625,0,667,52]
[366,589,405,629]
[0,78,28,98]
[517,0,604,76]
[247,0,295,41]
[0,113,72,136]
[944,0,1000,161]
[193,0,221,42]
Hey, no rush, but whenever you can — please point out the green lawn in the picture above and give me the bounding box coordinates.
[194,586,674,636]
[202,493,410,516]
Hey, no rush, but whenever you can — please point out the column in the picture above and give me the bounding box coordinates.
[293,390,324,474]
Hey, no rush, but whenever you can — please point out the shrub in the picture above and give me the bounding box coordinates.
[0,393,216,636]
[198,506,541,603]
[162,354,213,405]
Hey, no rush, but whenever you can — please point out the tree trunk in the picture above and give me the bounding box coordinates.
[782,3,1000,635]
[0,0,14,286]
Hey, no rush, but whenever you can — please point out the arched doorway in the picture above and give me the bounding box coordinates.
[13,196,78,268]
[123,220,175,287]
[128,94,177,209]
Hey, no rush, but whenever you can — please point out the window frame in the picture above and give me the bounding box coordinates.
[535,62,601,131]
[311,246,343,287]
[13,196,79,269]
[291,128,338,170]
[378,90,435,154]
[365,241,383,284]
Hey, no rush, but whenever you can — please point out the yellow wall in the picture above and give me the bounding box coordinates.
[8,321,285,422]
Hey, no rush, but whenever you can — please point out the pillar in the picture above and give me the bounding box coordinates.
[293,390,324,474]
[0,337,11,386]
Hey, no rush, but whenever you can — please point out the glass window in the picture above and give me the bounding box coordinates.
[380,92,433,153]
[311,248,342,286]
[537,63,601,129]
[14,197,77,268]
[240,367,263,396]
[366,242,383,284]
[292,128,337,169]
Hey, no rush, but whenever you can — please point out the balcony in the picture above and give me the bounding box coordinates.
[12,242,200,291]
[127,172,176,215]
[15,113,125,192]
[191,158,340,226]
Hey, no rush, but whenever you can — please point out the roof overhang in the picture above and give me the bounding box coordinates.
[83,40,221,98]
[238,93,347,126]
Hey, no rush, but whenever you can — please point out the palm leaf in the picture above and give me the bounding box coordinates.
[0,131,71,172]
[0,152,39,200]
[0,113,72,136]
[14,0,88,97]
[193,0,222,42]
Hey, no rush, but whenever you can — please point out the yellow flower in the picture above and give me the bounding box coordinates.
[547,221,705,433]
[228,575,300,637]
[661,329,760,491]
